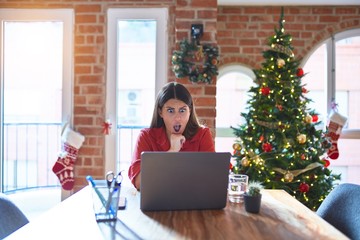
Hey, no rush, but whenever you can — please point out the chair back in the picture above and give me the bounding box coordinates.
[0,193,29,239]
[317,183,360,240]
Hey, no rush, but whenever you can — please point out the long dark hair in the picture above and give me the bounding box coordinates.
[150,82,200,139]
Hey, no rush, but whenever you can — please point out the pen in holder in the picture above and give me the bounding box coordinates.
[87,176,121,222]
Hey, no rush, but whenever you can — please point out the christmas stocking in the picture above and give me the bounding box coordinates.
[326,111,347,160]
[52,125,85,190]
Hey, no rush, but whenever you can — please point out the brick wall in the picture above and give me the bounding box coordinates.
[1,1,359,191]
[217,6,360,69]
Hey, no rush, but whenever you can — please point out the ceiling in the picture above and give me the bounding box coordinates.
[218,0,360,5]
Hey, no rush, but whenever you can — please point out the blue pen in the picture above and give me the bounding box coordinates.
[86,175,107,208]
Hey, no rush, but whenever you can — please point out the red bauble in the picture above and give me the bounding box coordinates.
[229,162,233,170]
[299,182,310,193]
[297,68,304,77]
[322,159,330,168]
[262,142,272,152]
[312,115,319,122]
[261,87,270,96]
[302,87,308,93]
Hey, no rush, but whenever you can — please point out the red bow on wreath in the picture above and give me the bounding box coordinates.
[102,120,112,135]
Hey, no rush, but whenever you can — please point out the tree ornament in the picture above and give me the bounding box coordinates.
[276,104,283,111]
[261,86,270,96]
[299,182,310,193]
[284,171,294,182]
[296,68,304,77]
[229,162,234,171]
[302,87,308,93]
[322,159,330,168]
[271,43,294,57]
[102,119,112,135]
[277,58,285,68]
[262,142,272,152]
[312,114,319,123]
[171,39,219,84]
[241,157,250,167]
[305,114,312,124]
[233,149,241,156]
[297,134,307,144]
[232,143,242,151]
[301,153,306,160]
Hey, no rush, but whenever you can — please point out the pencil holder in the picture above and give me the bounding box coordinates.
[89,180,121,222]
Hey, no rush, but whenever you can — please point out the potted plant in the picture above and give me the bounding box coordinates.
[244,181,264,214]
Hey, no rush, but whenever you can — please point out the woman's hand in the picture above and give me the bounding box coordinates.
[168,133,185,152]
[134,173,141,191]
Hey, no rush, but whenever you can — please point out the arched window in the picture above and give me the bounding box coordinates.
[302,29,360,184]
[215,65,255,152]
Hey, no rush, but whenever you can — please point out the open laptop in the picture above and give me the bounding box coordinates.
[140,151,231,211]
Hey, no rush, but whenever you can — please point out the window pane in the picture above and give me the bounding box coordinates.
[217,72,254,128]
[116,20,157,172]
[4,22,63,123]
[216,70,255,152]
[302,44,327,126]
[335,36,360,129]
[117,20,156,127]
[3,21,63,190]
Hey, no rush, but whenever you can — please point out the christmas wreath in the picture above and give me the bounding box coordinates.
[171,39,219,84]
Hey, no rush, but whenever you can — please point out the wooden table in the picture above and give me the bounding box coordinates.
[7,186,349,240]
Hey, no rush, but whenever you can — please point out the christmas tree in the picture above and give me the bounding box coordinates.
[230,8,340,211]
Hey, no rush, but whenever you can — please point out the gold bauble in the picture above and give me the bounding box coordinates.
[305,114,312,124]
[277,58,285,68]
[297,134,307,144]
[232,143,241,151]
[172,55,177,61]
[284,172,294,182]
[241,157,250,167]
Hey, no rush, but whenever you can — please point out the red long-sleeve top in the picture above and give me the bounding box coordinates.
[128,127,215,187]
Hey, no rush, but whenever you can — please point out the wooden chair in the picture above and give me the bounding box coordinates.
[0,193,29,239]
[317,183,360,240]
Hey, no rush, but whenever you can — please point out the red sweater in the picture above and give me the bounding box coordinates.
[128,127,215,187]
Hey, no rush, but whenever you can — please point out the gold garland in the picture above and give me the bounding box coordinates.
[273,162,323,178]
[255,119,278,129]
[271,43,294,57]
[172,39,219,84]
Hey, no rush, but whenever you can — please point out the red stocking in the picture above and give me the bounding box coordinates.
[52,126,85,190]
[326,112,347,160]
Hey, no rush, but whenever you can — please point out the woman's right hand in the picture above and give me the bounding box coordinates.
[168,133,185,152]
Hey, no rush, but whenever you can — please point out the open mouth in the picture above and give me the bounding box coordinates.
[173,124,181,133]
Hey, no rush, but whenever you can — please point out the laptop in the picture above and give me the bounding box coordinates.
[140,151,231,211]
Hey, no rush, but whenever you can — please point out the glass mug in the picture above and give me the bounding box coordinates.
[228,174,248,203]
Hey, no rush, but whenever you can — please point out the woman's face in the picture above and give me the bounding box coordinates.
[159,98,191,136]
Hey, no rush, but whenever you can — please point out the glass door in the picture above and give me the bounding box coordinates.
[106,8,168,178]
[0,9,73,192]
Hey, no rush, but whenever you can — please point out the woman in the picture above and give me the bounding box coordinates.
[128,82,215,190]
